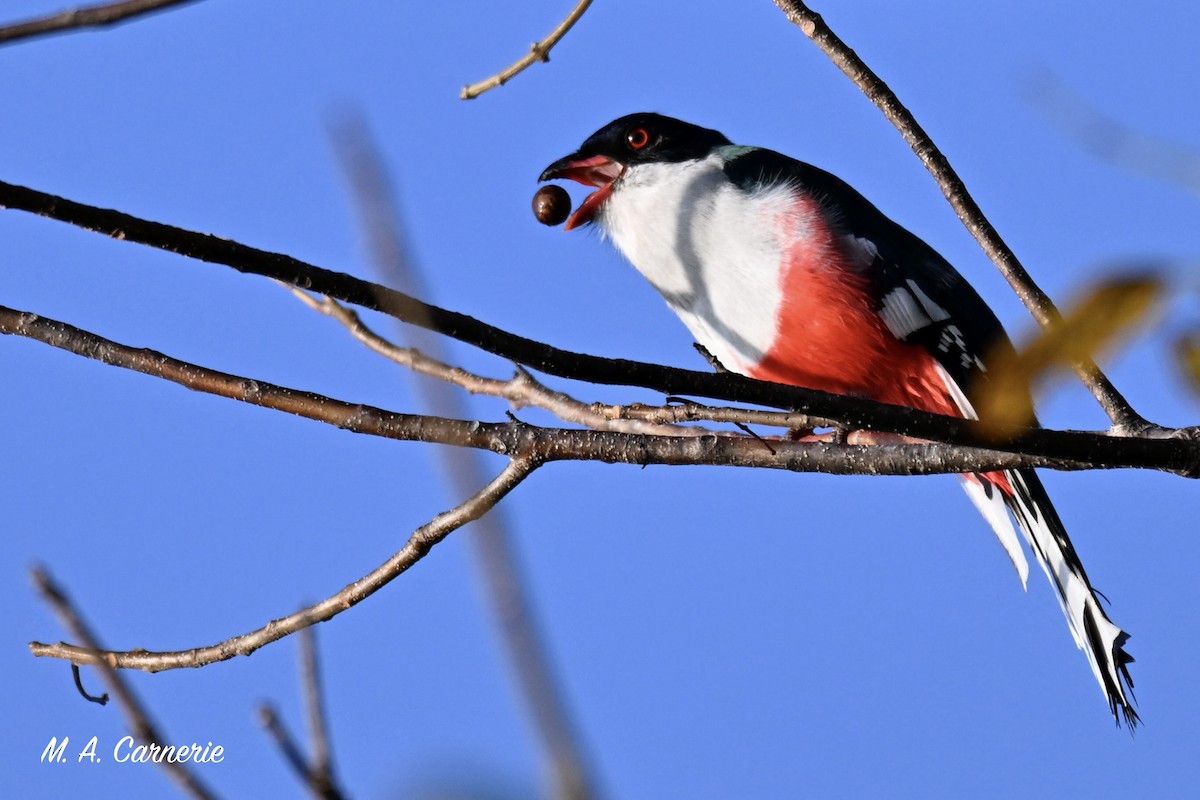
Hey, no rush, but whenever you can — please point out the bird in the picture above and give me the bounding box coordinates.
[539,112,1136,726]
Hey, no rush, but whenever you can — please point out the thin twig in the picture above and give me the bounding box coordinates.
[291,287,696,437]
[31,457,540,671]
[0,0,201,46]
[71,662,108,704]
[329,117,599,800]
[600,397,831,431]
[461,0,593,99]
[771,0,1147,433]
[31,566,219,800]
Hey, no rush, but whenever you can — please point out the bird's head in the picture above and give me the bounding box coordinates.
[539,112,730,230]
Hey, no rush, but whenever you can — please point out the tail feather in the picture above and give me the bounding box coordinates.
[936,363,1136,724]
[958,474,1029,587]
[1002,468,1138,727]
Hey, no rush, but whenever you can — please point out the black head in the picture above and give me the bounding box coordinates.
[541,113,730,180]
[539,113,731,229]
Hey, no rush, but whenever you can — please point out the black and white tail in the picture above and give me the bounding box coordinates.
[998,468,1137,726]
[940,367,1137,726]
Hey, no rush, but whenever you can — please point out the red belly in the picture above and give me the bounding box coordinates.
[746,231,959,419]
[747,233,1012,495]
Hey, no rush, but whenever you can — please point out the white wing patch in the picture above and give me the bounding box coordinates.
[880,285,933,340]
[878,279,952,341]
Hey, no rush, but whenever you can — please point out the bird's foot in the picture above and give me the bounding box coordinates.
[786,427,921,445]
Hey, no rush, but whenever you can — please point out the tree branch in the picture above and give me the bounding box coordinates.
[0,0,201,46]
[771,0,1147,433]
[4,303,1196,478]
[460,0,593,99]
[31,457,540,671]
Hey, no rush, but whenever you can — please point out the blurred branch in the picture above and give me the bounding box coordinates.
[1024,70,1200,195]
[0,0,201,46]
[31,566,219,800]
[771,0,1148,433]
[257,627,346,800]
[460,0,593,99]
[258,707,318,797]
[0,177,1129,444]
[329,116,598,800]
[299,627,336,799]
[31,456,541,671]
[4,303,1197,482]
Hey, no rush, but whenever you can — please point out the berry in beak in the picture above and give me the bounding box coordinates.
[539,154,625,230]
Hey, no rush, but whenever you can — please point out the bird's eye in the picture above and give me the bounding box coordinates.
[625,127,651,150]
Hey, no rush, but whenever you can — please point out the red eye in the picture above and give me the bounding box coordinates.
[626,127,651,150]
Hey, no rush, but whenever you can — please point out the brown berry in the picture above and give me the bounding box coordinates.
[532,184,571,226]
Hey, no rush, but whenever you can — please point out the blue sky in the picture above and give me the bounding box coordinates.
[3,2,1199,797]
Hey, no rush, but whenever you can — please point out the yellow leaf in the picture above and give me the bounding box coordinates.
[1176,331,1200,395]
[974,274,1161,438]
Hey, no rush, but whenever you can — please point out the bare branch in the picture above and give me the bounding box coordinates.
[31,566,219,800]
[460,0,594,99]
[771,0,1147,433]
[31,457,540,671]
[0,0,201,46]
[4,303,1196,480]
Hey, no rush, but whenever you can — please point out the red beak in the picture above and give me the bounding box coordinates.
[539,154,625,230]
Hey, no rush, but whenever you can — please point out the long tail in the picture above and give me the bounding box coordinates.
[961,467,1138,726]
[999,468,1137,726]
[937,364,1136,724]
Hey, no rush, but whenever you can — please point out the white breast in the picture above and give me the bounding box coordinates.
[597,153,808,372]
